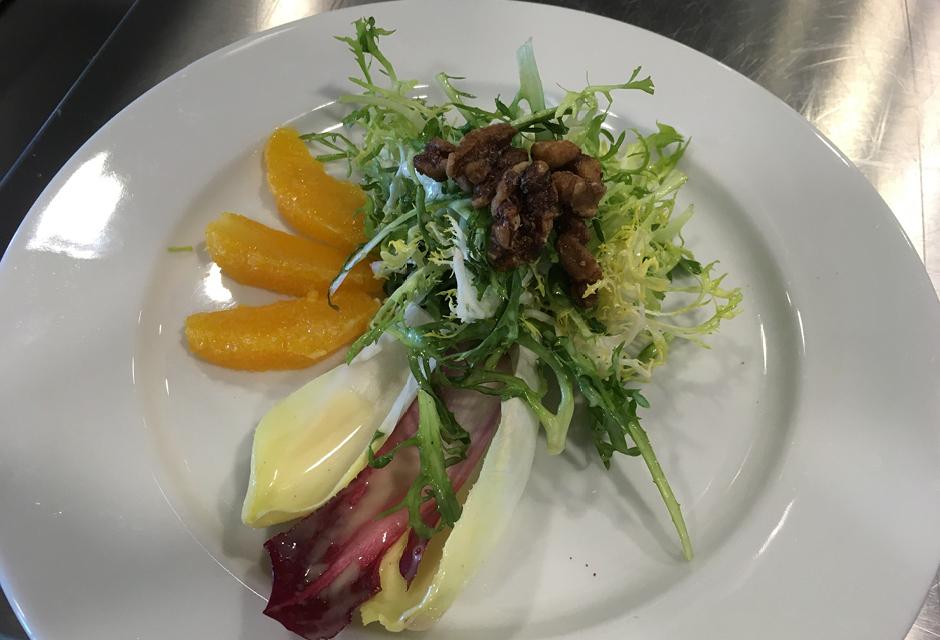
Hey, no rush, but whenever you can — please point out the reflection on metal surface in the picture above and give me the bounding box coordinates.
[26,152,124,259]
[910,577,940,640]
[710,0,927,258]
[259,0,326,30]
[915,4,940,289]
[800,0,925,258]
[806,1,904,160]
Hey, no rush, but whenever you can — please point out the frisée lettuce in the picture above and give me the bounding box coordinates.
[304,16,740,568]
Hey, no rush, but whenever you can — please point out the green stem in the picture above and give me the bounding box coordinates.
[314,153,349,163]
[625,414,693,560]
[328,208,417,302]
[510,106,565,130]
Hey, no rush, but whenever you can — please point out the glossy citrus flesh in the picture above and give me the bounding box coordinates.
[185,290,380,371]
[264,127,366,251]
[205,212,380,297]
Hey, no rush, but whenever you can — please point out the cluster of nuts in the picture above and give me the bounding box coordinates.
[413,124,605,306]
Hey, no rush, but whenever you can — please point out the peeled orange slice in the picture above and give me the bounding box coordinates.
[265,127,366,251]
[184,290,380,371]
[205,212,381,297]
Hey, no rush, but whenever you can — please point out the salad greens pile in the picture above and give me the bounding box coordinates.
[305,18,741,559]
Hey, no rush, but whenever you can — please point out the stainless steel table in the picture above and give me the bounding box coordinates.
[0,0,937,638]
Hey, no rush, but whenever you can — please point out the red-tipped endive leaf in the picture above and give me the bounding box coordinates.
[262,386,500,640]
[359,346,541,631]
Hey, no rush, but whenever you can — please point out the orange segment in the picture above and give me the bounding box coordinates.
[205,212,381,297]
[184,290,380,371]
[265,127,366,251]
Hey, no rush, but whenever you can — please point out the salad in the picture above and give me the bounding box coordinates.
[184,17,740,640]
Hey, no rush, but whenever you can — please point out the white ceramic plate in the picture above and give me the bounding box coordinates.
[1,2,938,639]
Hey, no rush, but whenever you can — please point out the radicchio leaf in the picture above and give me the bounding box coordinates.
[262,386,500,639]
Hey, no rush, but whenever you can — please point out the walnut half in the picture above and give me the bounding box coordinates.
[445,123,521,208]
[413,138,455,181]
[555,216,602,307]
[488,160,560,270]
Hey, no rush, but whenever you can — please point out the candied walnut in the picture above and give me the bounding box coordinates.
[570,153,603,183]
[519,160,559,241]
[471,146,529,208]
[463,159,489,184]
[488,160,560,270]
[552,171,606,218]
[551,151,606,218]
[557,232,602,284]
[488,163,526,267]
[413,138,455,181]
[555,214,590,244]
[556,228,603,307]
[446,123,518,206]
[530,140,581,169]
